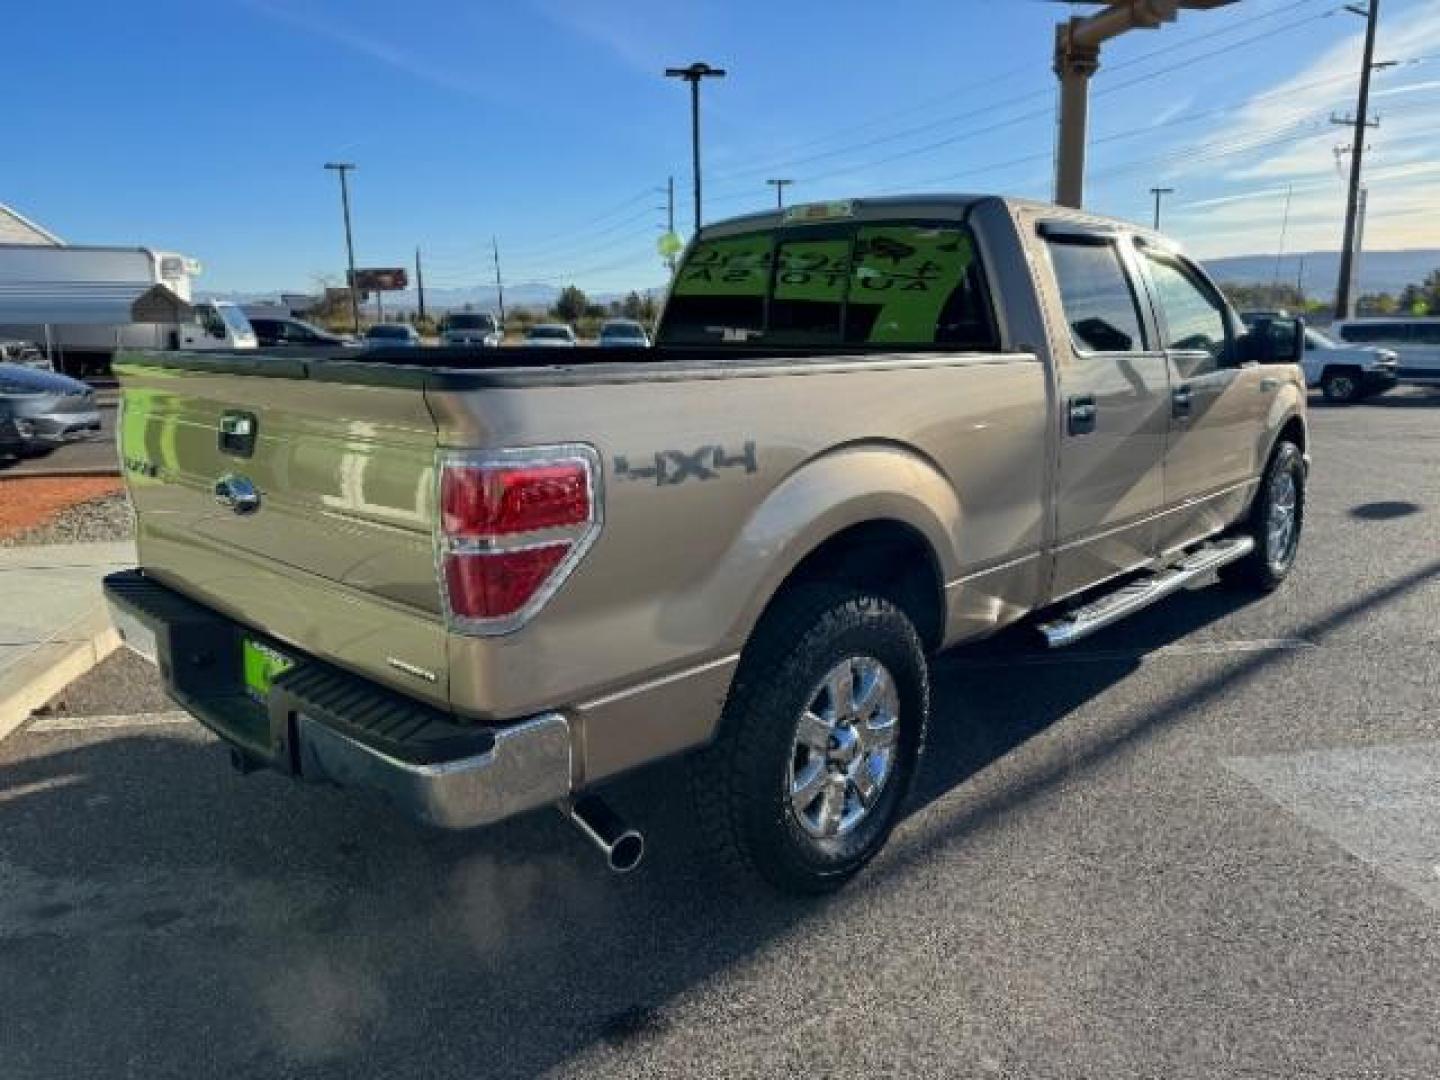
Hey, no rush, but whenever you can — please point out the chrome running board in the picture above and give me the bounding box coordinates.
[1038,535,1256,648]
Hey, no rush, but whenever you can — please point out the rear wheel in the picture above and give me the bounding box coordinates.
[1219,440,1305,592]
[690,584,929,894]
[1321,369,1360,404]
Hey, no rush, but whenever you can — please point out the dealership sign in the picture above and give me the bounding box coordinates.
[350,267,408,291]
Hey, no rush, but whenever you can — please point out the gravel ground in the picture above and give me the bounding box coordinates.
[0,491,133,546]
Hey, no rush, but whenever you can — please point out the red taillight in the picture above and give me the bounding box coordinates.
[444,545,570,619]
[437,448,601,633]
[441,463,590,537]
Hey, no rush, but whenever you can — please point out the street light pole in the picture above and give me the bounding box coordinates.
[323,162,360,334]
[665,62,726,234]
[1149,185,1174,230]
[767,178,793,209]
[1053,1,1237,208]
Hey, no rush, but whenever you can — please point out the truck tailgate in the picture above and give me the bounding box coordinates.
[116,357,449,706]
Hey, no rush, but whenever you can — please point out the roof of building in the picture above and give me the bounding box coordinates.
[0,204,63,246]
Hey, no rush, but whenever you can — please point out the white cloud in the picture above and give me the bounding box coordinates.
[242,0,499,102]
[1157,1,1440,255]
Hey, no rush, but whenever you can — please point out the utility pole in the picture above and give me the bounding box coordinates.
[1053,1,1236,208]
[665,62,727,233]
[491,236,506,326]
[323,162,361,334]
[666,175,676,234]
[1273,184,1293,291]
[1350,185,1369,308]
[415,246,427,324]
[1149,186,1174,230]
[1334,0,1380,319]
[767,178,793,210]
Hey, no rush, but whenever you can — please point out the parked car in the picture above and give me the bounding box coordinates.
[363,323,423,348]
[1242,314,1397,403]
[440,312,503,348]
[105,194,1307,894]
[1332,317,1440,383]
[524,323,578,347]
[247,315,352,349]
[0,362,101,458]
[598,319,651,348]
[0,340,49,369]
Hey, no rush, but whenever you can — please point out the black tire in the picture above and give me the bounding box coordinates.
[1219,440,1306,592]
[1321,369,1360,404]
[690,583,929,895]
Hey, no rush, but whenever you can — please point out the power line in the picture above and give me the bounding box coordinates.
[706,0,1334,192]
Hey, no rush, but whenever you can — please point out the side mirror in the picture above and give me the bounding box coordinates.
[1246,317,1304,365]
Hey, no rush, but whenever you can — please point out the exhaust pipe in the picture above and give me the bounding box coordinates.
[567,796,644,873]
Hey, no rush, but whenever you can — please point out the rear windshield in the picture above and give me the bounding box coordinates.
[659,221,997,350]
[529,327,572,340]
[447,314,496,331]
[367,325,411,339]
[601,323,645,337]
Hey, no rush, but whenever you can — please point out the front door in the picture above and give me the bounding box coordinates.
[1135,245,1272,554]
[1041,229,1172,601]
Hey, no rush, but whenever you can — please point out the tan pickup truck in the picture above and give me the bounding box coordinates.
[105,195,1308,893]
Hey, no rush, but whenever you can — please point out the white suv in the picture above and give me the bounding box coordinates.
[1333,318,1440,386]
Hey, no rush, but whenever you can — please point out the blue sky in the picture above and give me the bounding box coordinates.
[5,0,1438,294]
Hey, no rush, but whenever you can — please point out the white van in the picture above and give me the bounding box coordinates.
[1332,318,1440,383]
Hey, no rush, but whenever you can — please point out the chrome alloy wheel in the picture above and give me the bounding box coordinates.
[787,656,901,839]
[1267,467,1300,570]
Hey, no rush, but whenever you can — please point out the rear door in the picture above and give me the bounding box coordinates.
[117,359,449,704]
[1039,226,1171,600]
[1134,245,1271,554]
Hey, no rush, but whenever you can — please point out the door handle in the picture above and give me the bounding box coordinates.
[1067,394,1097,436]
[1172,384,1193,419]
[1260,376,1279,392]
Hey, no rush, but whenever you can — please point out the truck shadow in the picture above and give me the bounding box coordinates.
[2,560,1436,1078]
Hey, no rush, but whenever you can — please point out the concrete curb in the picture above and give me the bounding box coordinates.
[0,604,120,743]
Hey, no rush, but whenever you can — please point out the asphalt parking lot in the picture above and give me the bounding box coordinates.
[2,387,1438,1079]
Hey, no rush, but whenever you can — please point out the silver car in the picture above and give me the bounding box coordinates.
[598,319,651,348]
[524,324,578,348]
[0,363,100,458]
[441,312,503,348]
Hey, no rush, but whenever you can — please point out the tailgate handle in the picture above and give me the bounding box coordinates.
[219,411,258,458]
[214,474,260,515]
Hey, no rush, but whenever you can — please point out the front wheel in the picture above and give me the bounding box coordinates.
[1219,440,1306,592]
[1321,370,1360,404]
[690,584,929,894]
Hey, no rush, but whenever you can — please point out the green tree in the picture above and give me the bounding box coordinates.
[552,285,588,323]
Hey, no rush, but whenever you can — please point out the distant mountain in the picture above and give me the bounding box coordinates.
[1203,250,1440,297]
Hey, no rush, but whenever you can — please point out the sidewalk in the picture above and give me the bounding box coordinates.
[0,541,135,739]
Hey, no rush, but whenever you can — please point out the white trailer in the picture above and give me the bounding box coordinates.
[0,244,255,375]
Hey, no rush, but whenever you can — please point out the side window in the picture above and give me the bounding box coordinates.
[663,232,774,342]
[1412,323,1440,346]
[1141,252,1229,372]
[1046,239,1148,353]
[846,224,995,347]
[1339,322,1402,344]
[769,234,850,341]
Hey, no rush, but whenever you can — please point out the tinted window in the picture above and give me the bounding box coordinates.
[367,325,410,340]
[663,232,774,343]
[1412,322,1440,345]
[250,319,281,342]
[1141,252,1228,368]
[1047,240,1147,353]
[846,224,994,347]
[447,313,496,331]
[769,234,850,342]
[1338,322,1404,344]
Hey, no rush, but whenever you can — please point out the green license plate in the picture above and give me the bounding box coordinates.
[242,639,294,702]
